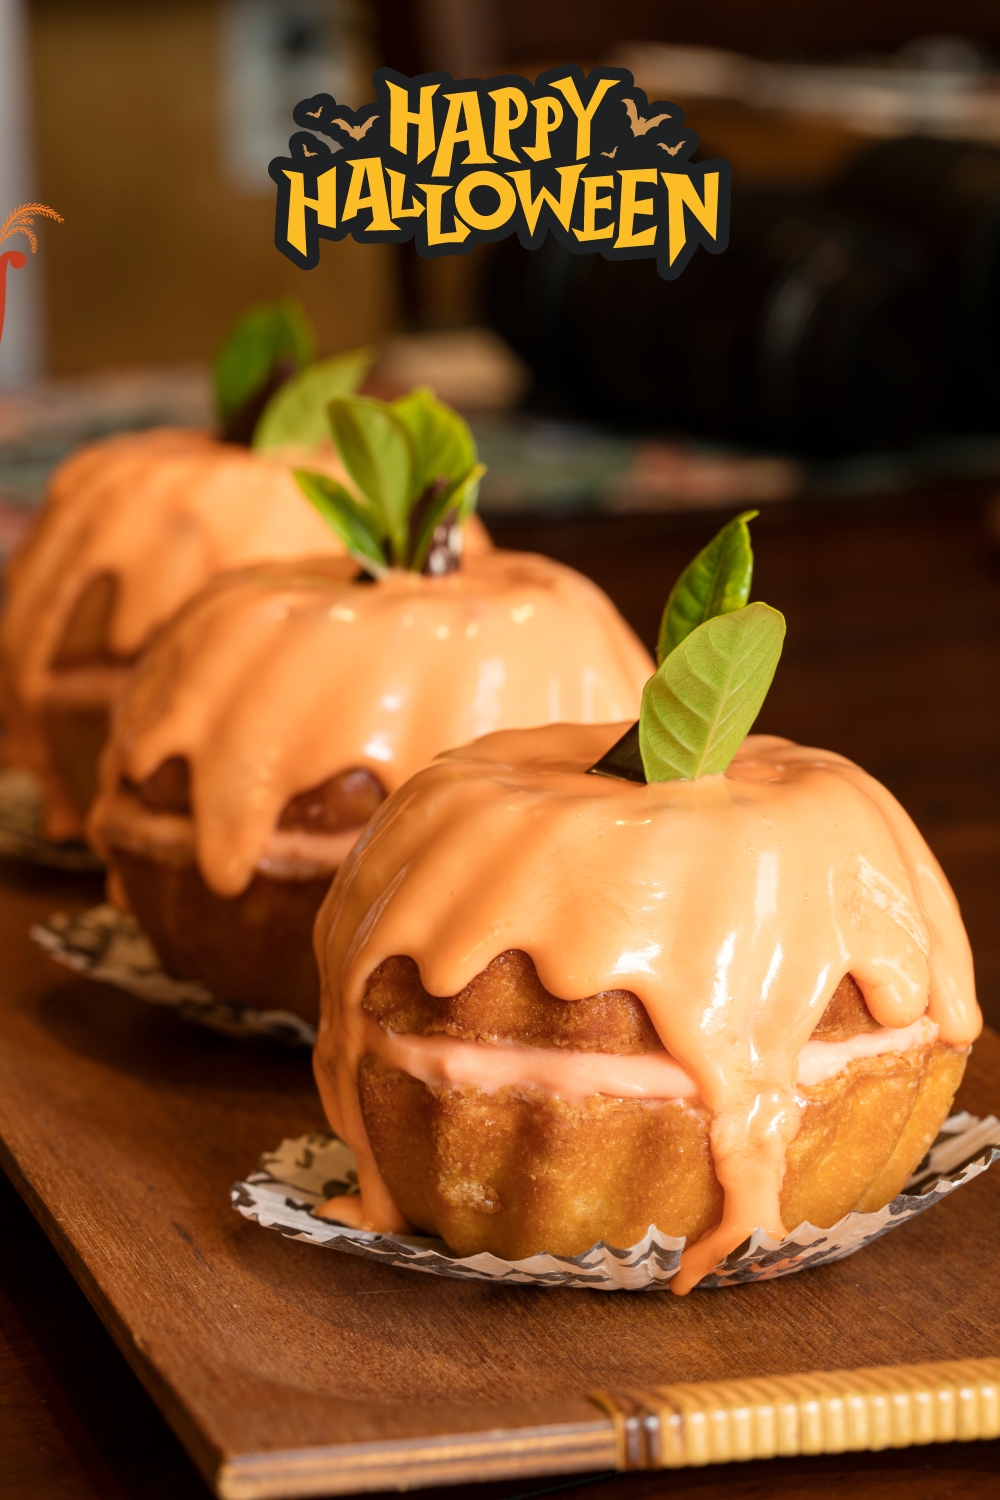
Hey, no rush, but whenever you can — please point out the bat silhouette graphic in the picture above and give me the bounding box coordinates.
[302,145,318,157]
[600,146,618,159]
[331,115,378,141]
[658,140,686,156]
[305,107,323,119]
[624,98,671,136]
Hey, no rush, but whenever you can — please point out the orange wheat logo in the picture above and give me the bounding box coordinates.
[0,202,63,347]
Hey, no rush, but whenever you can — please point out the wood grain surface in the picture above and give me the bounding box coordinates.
[2,488,1000,1498]
[0,870,999,1493]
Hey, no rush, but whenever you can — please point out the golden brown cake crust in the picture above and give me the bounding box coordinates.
[40,704,111,821]
[130,756,386,831]
[113,846,328,1021]
[811,972,882,1040]
[361,953,877,1052]
[783,1041,965,1230]
[363,950,666,1054]
[104,759,385,1014]
[360,1041,965,1258]
[278,766,385,833]
[355,952,966,1259]
[359,1055,724,1257]
[131,756,192,815]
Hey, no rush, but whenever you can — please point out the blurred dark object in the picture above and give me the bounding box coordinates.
[494,3,1000,63]
[220,357,295,446]
[987,494,1000,554]
[487,191,938,457]
[837,136,1000,429]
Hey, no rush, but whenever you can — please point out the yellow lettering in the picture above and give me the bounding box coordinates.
[342,158,397,231]
[283,167,337,255]
[523,97,563,162]
[419,183,472,245]
[614,169,657,249]
[550,75,617,160]
[573,175,614,242]
[432,91,494,177]
[387,168,424,218]
[387,80,438,163]
[454,170,517,231]
[662,171,720,266]
[507,164,585,235]
[489,86,528,162]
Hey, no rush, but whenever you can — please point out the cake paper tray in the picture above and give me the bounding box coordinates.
[4,864,1000,1497]
[233,1114,1000,1291]
[33,906,1000,1287]
[31,902,315,1045]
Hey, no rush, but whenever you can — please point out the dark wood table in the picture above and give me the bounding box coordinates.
[3,486,999,1498]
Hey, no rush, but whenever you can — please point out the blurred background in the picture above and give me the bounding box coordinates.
[1,11,999,1485]
[0,2,998,1017]
[8,0,1000,509]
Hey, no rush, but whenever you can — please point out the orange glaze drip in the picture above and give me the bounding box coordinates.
[312,726,981,1290]
[0,428,355,837]
[94,788,366,878]
[1,424,495,839]
[87,554,652,897]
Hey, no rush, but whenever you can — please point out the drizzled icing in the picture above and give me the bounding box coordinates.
[0,426,493,838]
[312,725,981,1294]
[0,428,351,836]
[88,554,652,897]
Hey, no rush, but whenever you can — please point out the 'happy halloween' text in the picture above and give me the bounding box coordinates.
[271,66,730,280]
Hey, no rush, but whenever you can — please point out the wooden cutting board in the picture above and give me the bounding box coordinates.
[0,862,998,1500]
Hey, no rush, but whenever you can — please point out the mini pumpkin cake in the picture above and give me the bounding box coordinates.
[0,301,380,841]
[312,514,981,1292]
[87,392,651,1023]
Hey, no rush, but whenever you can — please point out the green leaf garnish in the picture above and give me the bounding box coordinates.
[391,386,477,502]
[639,602,785,782]
[296,391,485,572]
[294,470,388,575]
[656,509,759,665]
[252,347,374,450]
[213,299,316,426]
[327,397,414,565]
[451,460,485,523]
[590,511,783,785]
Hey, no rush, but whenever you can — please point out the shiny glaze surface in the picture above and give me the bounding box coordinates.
[1,427,494,839]
[88,555,652,897]
[313,726,981,1292]
[0,428,352,837]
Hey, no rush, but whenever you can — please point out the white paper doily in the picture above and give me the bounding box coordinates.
[0,766,103,870]
[31,902,316,1047]
[232,1113,1000,1290]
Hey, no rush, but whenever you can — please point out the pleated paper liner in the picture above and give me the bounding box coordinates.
[232,1113,1000,1291]
[0,766,103,870]
[33,898,1000,1295]
[31,902,315,1047]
